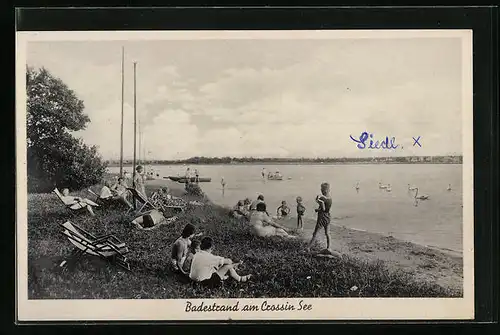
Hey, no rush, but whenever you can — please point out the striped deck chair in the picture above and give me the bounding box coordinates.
[150,192,186,213]
[59,221,131,271]
[53,188,99,214]
[87,188,126,208]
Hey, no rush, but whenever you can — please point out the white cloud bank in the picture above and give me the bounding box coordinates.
[27,38,463,160]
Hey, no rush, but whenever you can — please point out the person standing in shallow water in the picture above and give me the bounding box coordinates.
[307,182,333,252]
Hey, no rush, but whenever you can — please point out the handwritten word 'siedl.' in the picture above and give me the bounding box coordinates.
[350,132,399,150]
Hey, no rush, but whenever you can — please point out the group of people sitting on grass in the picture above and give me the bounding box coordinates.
[229,182,333,250]
[171,223,252,289]
[58,165,150,215]
[169,181,333,289]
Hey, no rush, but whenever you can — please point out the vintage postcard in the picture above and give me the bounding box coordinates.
[16,30,474,321]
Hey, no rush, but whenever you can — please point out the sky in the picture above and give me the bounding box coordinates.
[26,37,464,160]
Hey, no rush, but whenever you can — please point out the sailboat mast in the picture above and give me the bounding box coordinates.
[132,61,137,187]
[119,46,125,176]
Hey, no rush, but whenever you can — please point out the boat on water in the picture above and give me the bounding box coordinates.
[267,171,284,180]
[167,176,212,183]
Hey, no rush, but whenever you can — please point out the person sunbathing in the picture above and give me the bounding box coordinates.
[249,202,295,238]
[189,237,252,288]
[110,178,133,209]
[61,188,96,216]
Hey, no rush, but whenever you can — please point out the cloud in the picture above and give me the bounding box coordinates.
[28,38,463,160]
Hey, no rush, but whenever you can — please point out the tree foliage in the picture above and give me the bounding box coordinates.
[27,66,107,193]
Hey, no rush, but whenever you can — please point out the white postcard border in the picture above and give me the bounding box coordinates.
[16,29,474,321]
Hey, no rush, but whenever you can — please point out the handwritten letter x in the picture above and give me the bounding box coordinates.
[412,136,422,147]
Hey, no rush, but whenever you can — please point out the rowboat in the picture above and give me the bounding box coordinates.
[176,177,212,183]
[268,176,283,181]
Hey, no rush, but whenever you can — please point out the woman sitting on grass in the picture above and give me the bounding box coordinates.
[171,223,202,274]
[249,202,295,238]
[61,188,97,216]
[189,237,252,288]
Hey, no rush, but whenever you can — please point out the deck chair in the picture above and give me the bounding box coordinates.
[59,221,131,271]
[150,191,186,213]
[127,187,157,214]
[54,188,99,213]
[87,188,126,208]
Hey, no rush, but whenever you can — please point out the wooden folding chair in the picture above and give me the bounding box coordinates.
[53,188,99,215]
[127,188,157,214]
[87,188,126,208]
[59,221,131,271]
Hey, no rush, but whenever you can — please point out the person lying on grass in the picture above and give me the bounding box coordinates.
[189,237,252,288]
[249,202,295,238]
[171,223,203,274]
[61,188,97,216]
[230,200,250,220]
[156,187,187,207]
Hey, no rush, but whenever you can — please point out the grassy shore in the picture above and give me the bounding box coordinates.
[27,179,463,299]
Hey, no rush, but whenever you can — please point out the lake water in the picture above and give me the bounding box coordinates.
[109,164,463,253]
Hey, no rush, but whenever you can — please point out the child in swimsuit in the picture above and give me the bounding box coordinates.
[296,196,306,229]
[276,200,290,219]
[307,182,333,252]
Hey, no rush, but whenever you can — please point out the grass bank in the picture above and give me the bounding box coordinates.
[27,180,462,299]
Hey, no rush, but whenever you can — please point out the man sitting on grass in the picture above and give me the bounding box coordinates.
[189,237,252,288]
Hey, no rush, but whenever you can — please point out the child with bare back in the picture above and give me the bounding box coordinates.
[307,182,333,252]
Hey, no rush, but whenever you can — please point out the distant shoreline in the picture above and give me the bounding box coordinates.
[106,161,463,167]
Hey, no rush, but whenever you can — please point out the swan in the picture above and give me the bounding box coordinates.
[408,184,417,191]
[414,187,429,200]
[447,184,452,191]
[378,182,387,189]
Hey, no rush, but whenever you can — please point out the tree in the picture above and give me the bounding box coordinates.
[26,66,107,193]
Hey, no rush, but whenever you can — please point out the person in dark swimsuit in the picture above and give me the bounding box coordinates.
[307,182,333,252]
[276,200,290,218]
[296,196,306,229]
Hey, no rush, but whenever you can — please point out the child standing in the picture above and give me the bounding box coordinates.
[296,196,306,229]
[307,182,333,252]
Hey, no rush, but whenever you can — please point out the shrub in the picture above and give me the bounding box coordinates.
[185,183,204,197]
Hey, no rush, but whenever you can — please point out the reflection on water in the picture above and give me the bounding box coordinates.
[109,164,463,252]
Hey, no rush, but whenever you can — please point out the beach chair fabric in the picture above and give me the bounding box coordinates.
[150,192,186,212]
[59,221,131,271]
[127,187,157,214]
[54,188,99,211]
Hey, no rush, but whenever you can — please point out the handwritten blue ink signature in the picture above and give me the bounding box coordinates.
[350,132,399,150]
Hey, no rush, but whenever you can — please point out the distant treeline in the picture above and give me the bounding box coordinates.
[106,155,463,166]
